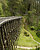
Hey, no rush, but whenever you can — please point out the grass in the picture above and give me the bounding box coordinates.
[17,26,38,47]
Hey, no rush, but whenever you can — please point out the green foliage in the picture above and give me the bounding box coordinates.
[24,31,29,36]
[0,0,11,17]
[36,31,40,38]
[0,0,40,17]
[27,26,40,43]
[28,9,36,15]
[36,47,40,50]
[0,3,4,17]
[30,26,35,30]
[0,0,31,16]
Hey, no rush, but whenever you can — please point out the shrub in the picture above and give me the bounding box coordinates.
[36,31,40,38]
[24,32,29,36]
[30,26,35,30]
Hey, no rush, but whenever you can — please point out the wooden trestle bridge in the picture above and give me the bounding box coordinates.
[0,16,22,50]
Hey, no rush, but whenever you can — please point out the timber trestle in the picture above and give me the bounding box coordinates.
[0,16,22,50]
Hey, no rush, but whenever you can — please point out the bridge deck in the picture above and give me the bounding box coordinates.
[0,16,22,26]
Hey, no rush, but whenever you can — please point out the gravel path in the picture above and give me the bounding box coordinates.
[17,46,36,49]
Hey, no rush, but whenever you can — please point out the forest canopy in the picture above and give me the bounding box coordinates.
[0,0,40,17]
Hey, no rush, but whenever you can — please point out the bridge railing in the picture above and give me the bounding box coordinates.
[0,16,22,50]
